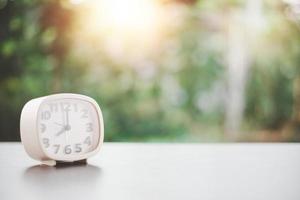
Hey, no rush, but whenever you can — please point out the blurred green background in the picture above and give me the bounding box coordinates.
[1,0,300,142]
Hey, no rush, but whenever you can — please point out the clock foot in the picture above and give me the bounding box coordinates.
[40,159,87,167]
[41,160,56,166]
[74,159,87,165]
[55,159,87,167]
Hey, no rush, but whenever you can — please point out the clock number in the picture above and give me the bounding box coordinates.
[75,143,82,153]
[86,123,93,132]
[42,138,50,148]
[41,111,51,120]
[61,102,70,112]
[81,109,88,118]
[48,103,58,112]
[40,123,46,133]
[64,145,72,154]
[84,136,91,146]
[53,144,60,154]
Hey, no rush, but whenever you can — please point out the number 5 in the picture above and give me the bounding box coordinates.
[75,143,82,153]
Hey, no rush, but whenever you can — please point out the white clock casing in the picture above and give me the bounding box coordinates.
[20,93,104,166]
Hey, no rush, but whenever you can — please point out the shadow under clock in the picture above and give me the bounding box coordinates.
[22,164,102,200]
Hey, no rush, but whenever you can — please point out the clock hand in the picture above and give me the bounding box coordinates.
[66,110,69,125]
[56,127,66,136]
[62,108,66,127]
[65,110,71,131]
[62,109,68,143]
[56,109,67,137]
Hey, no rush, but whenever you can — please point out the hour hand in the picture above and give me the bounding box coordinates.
[56,127,65,136]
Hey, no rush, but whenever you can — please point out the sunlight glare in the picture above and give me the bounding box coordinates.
[80,0,161,37]
[72,0,166,63]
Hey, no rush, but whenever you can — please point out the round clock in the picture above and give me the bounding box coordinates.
[20,93,104,166]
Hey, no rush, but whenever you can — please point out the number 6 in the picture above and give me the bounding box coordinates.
[64,145,72,154]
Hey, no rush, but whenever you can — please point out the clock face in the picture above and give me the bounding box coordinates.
[37,98,100,159]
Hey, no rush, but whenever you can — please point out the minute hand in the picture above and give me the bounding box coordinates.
[65,109,71,130]
[66,110,69,125]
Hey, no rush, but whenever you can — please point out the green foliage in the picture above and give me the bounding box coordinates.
[0,0,300,142]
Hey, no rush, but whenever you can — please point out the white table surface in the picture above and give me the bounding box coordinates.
[0,142,300,200]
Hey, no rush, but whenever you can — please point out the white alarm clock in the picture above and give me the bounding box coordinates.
[20,93,104,166]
